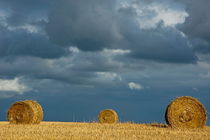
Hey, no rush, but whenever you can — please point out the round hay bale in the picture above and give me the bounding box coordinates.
[7,100,43,124]
[98,109,118,124]
[165,96,207,128]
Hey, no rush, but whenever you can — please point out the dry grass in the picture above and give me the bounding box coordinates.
[98,109,118,124]
[165,96,207,128]
[0,121,209,140]
[7,100,43,124]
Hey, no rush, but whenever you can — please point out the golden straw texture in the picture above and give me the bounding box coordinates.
[165,96,207,128]
[98,109,118,124]
[7,100,43,124]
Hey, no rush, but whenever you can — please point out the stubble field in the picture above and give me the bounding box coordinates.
[0,121,209,140]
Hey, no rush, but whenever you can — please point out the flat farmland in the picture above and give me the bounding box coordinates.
[0,121,209,140]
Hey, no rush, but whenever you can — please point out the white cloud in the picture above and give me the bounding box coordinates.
[198,62,210,78]
[102,49,131,56]
[7,24,41,33]
[119,1,188,29]
[0,77,30,94]
[20,24,40,33]
[97,72,122,81]
[192,87,198,92]
[200,72,210,78]
[128,82,144,90]
[0,10,9,26]
[69,46,80,53]
[148,3,188,27]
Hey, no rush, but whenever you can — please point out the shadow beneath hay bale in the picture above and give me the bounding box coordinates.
[148,123,168,128]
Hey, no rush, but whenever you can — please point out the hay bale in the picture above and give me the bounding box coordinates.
[7,100,43,124]
[98,109,118,124]
[165,96,207,128]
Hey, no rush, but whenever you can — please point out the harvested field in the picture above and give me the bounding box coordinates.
[0,121,209,140]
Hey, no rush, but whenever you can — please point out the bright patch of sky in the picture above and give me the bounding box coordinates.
[128,82,144,90]
[119,0,188,29]
[6,24,40,33]
[0,9,9,26]
[97,72,122,81]
[0,77,30,94]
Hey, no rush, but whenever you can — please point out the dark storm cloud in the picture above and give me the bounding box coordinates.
[0,0,67,59]
[0,25,68,59]
[175,0,210,54]
[0,0,51,26]
[0,0,210,125]
[117,15,197,63]
[0,0,51,10]
[0,50,124,86]
[191,39,210,54]
[177,0,210,41]
[46,0,197,63]
[0,56,94,85]
[46,0,120,51]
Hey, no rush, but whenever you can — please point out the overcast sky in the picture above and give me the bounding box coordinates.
[0,0,209,125]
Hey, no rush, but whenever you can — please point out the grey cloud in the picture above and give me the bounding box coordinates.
[0,0,65,59]
[0,0,51,26]
[191,39,210,54]
[0,50,125,87]
[176,0,210,53]
[0,56,94,86]
[123,26,197,63]
[0,0,210,125]
[0,91,19,98]
[46,0,197,63]
[178,0,210,41]
[0,0,51,10]
[46,0,120,51]
[117,3,197,63]
[0,25,68,59]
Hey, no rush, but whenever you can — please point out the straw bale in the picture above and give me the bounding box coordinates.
[165,96,207,128]
[7,100,43,124]
[98,109,118,124]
